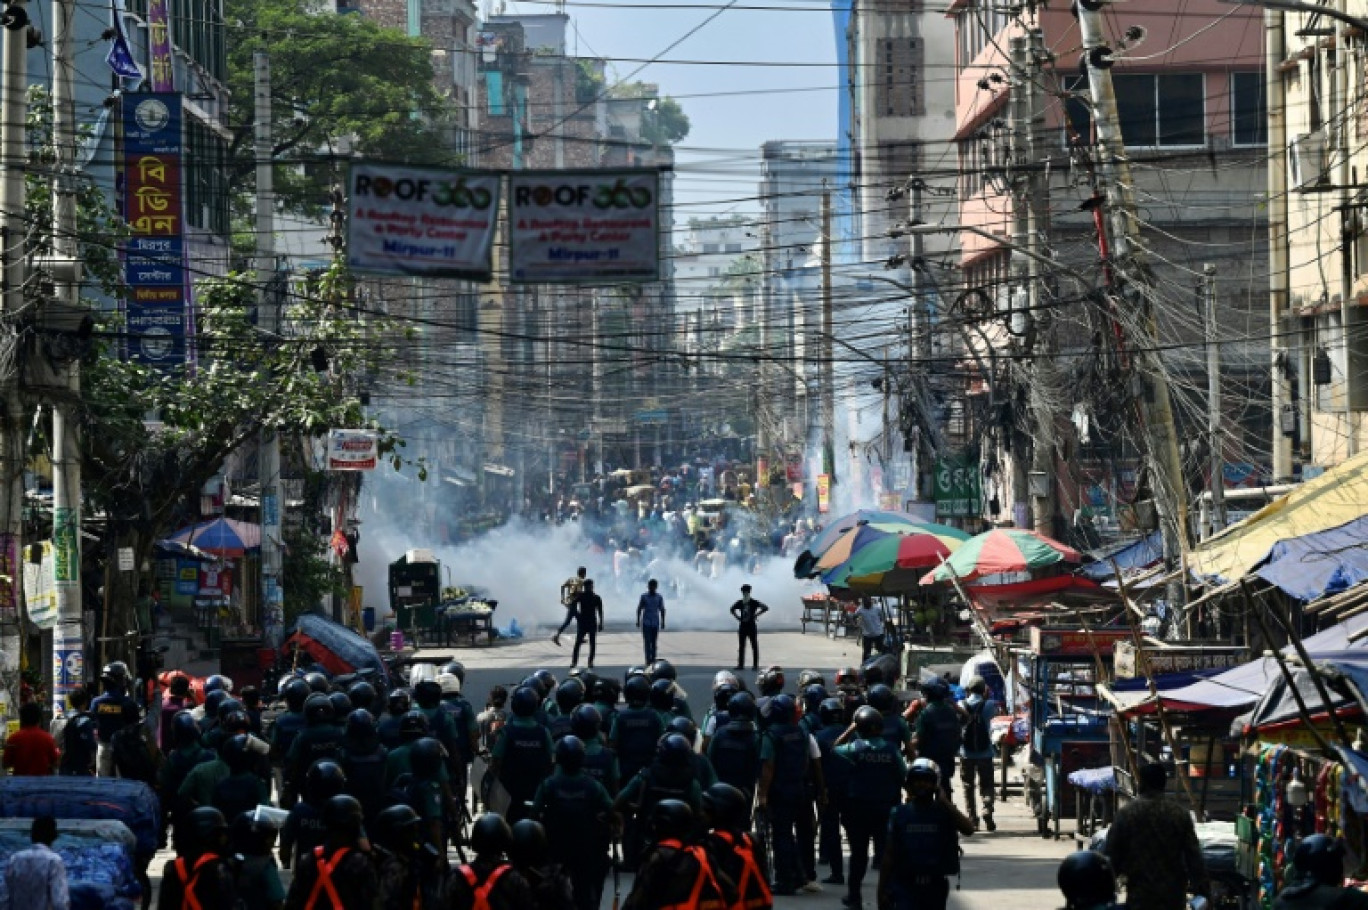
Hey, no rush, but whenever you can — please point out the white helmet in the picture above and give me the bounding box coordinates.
[437,673,461,695]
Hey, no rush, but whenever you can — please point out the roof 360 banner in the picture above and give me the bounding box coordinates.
[346,164,661,284]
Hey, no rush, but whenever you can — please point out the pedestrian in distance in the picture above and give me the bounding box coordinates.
[1103,762,1210,910]
[57,685,98,777]
[853,597,885,661]
[877,759,975,910]
[958,675,1002,831]
[730,584,769,671]
[3,701,59,776]
[4,816,68,910]
[553,567,588,647]
[569,579,605,669]
[637,578,666,665]
[1274,834,1368,910]
[909,678,964,800]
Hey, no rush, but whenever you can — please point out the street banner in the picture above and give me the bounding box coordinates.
[23,542,56,630]
[817,474,831,513]
[508,170,660,284]
[326,429,381,471]
[53,507,78,590]
[934,455,981,518]
[346,163,499,279]
[145,0,174,90]
[120,92,186,369]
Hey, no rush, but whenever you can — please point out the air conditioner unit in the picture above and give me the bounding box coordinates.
[1290,131,1328,190]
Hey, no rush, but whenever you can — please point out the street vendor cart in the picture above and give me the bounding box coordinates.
[1025,626,1129,839]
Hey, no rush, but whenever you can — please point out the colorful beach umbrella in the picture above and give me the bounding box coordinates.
[794,512,969,578]
[823,530,965,592]
[921,528,1082,586]
[168,517,261,558]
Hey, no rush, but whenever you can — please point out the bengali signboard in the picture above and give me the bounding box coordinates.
[121,92,186,368]
[1029,627,1131,658]
[1113,642,1246,679]
[145,0,174,90]
[346,163,499,279]
[326,429,381,471]
[934,455,981,518]
[508,170,660,284]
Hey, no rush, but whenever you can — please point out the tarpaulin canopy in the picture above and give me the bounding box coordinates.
[1080,531,1162,581]
[1235,652,1368,733]
[1189,450,1368,583]
[283,613,387,679]
[1110,612,1368,716]
[1251,515,1368,602]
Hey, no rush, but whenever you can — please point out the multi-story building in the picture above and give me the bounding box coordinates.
[674,216,759,350]
[945,0,1269,538]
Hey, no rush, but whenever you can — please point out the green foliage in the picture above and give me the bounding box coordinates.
[225,0,460,216]
[640,95,690,147]
[576,59,606,104]
[282,526,346,625]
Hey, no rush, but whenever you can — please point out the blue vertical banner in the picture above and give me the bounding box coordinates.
[119,93,187,369]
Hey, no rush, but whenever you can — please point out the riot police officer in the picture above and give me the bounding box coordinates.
[159,807,236,910]
[488,685,553,825]
[1274,834,1368,910]
[835,705,906,907]
[283,694,345,805]
[814,696,852,886]
[910,679,965,799]
[702,782,773,910]
[533,735,617,910]
[624,800,735,910]
[707,691,761,807]
[283,795,378,910]
[270,678,311,807]
[378,688,412,751]
[1058,851,1121,910]
[610,675,665,787]
[338,709,388,827]
[877,759,975,910]
[93,661,138,777]
[445,814,536,910]
[615,733,703,870]
[373,805,443,910]
[757,692,824,896]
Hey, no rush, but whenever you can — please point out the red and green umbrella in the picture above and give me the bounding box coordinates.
[794,512,969,578]
[822,530,966,592]
[920,528,1082,586]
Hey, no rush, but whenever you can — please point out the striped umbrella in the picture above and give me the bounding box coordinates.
[823,530,966,592]
[920,528,1082,586]
[794,513,969,578]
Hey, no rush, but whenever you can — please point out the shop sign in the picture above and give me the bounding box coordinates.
[934,455,980,518]
[326,429,380,471]
[1029,627,1130,657]
[817,474,830,513]
[1114,642,1247,679]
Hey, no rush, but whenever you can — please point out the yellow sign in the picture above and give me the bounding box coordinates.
[349,586,364,634]
[817,474,831,513]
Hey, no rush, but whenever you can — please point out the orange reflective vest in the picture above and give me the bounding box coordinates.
[457,863,512,910]
[173,853,221,910]
[713,830,773,910]
[304,846,351,910]
[654,839,730,910]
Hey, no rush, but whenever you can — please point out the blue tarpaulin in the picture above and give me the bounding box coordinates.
[1252,515,1368,601]
[288,613,388,679]
[1081,532,1163,580]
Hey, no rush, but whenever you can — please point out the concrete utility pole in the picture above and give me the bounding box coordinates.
[255,51,284,645]
[50,0,82,714]
[0,0,27,684]
[1265,9,1294,479]
[1007,35,1033,529]
[1025,28,1057,538]
[1077,0,1190,602]
[820,187,835,493]
[1202,264,1226,539]
[908,178,928,501]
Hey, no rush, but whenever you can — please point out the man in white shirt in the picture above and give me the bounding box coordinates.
[4,816,68,910]
[855,597,885,660]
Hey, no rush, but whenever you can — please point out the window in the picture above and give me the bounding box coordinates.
[169,0,225,83]
[958,139,981,196]
[1232,72,1267,146]
[185,116,228,235]
[702,243,720,254]
[1065,73,1205,147]
[724,243,743,253]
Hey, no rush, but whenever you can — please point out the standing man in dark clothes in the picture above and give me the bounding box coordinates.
[1104,762,1210,910]
[729,584,769,671]
[570,580,604,670]
[553,567,588,648]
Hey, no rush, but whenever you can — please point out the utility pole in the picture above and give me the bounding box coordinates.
[820,187,835,498]
[1202,264,1226,538]
[255,51,284,645]
[1266,9,1294,479]
[50,0,82,715]
[908,178,928,502]
[1025,27,1057,537]
[0,0,26,692]
[1077,0,1190,603]
[1007,35,1032,530]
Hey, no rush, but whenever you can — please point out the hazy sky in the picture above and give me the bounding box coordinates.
[510,0,841,226]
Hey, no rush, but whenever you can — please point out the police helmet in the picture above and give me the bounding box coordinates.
[555,679,586,713]
[304,693,334,725]
[818,697,845,726]
[591,679,617,706]
[203,690,229,719]
[510,820,549,868]
[437,674,462,696]
[305,760,348,804]
[649,678,676,712]
[701,782,749,832]
[758,667,785,696]
[555,734,587,772]
[172,710,201,745]
[282,677,311,713]
[797,669,826,690]
[854,706,883,738]
[649,659,677,682]
[409,737,445,779]
[769,693,797,725]
[726,691,756,721]
[920,677,950,701]
[625,666,648,684]
[906,758,940,788]
[220,710,251,735]
[533,669,557,694]
[399,710,430,739]
[304,672,330,694]
[471,813,513,856]
[181,807,228,855]
[345,708,377,741]
[713,683,738,712]
[834,666,863,688]
[216,698,244,721]
[1057,851,1117,909]
[657,732,693,767]
[712,670,741,693]
[867,684,895,713]
[440,661,467,684]
[413,680,442,708]
[374,805,422,856]
[802,684,828,712]
[204,674,232,694]
[221,734,254,773]
[570,704,603,740]
[623,675,652,707]
[387,689,412,716]
[965,674,987,695]
[649,799,694,842]
[100,661,130,684]
[571,668,601,695]
[863,663,886,686]
[347,681,377,713]
[323,794,365,837]
[1293,834,1347,888]
[668,716,699,745]
[510,686,541,718]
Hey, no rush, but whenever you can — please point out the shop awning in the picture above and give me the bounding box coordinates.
[1251,515,1368,602]
[1189,451,1368,583]
[1236,653,1368,733]
[1080,531,1163,581]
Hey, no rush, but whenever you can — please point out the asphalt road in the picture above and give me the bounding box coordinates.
[149,627,1078,909]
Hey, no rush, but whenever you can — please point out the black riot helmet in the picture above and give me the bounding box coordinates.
[471,813,513,857]
[818,697,845,726]
[802,684,828,713]
[657,733,693,768]
[623,675,651,707]
[796,669,826,690]
[346,681,377,713]
[649,679,676,712]
[570,704,603,740]
[306,761,348,804]
[713,683,738,712]
[304,672,330,694]
[510,820,550,868]
[1058,851,1117,910]
[726,691,756,721]
[555,679,586,714]
[281,678,311,713]
[701,782,749,832]
[399,710,430,741]
[1293,834,1347,888]
[854,706,884,738]
[387,689,412,716]
[373,805,421,857]
[304,693,334,725]
[555,734,587,772]
[867,684,895,713]
[649,799,694,842]
[440,661,466,684]
[409,737,445,779]
[668,716,699,746]
[648,659,677,682]
[413,680,442,709]
[510,686,541,718]
[180,807,228,856]
[323,794,365,839]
